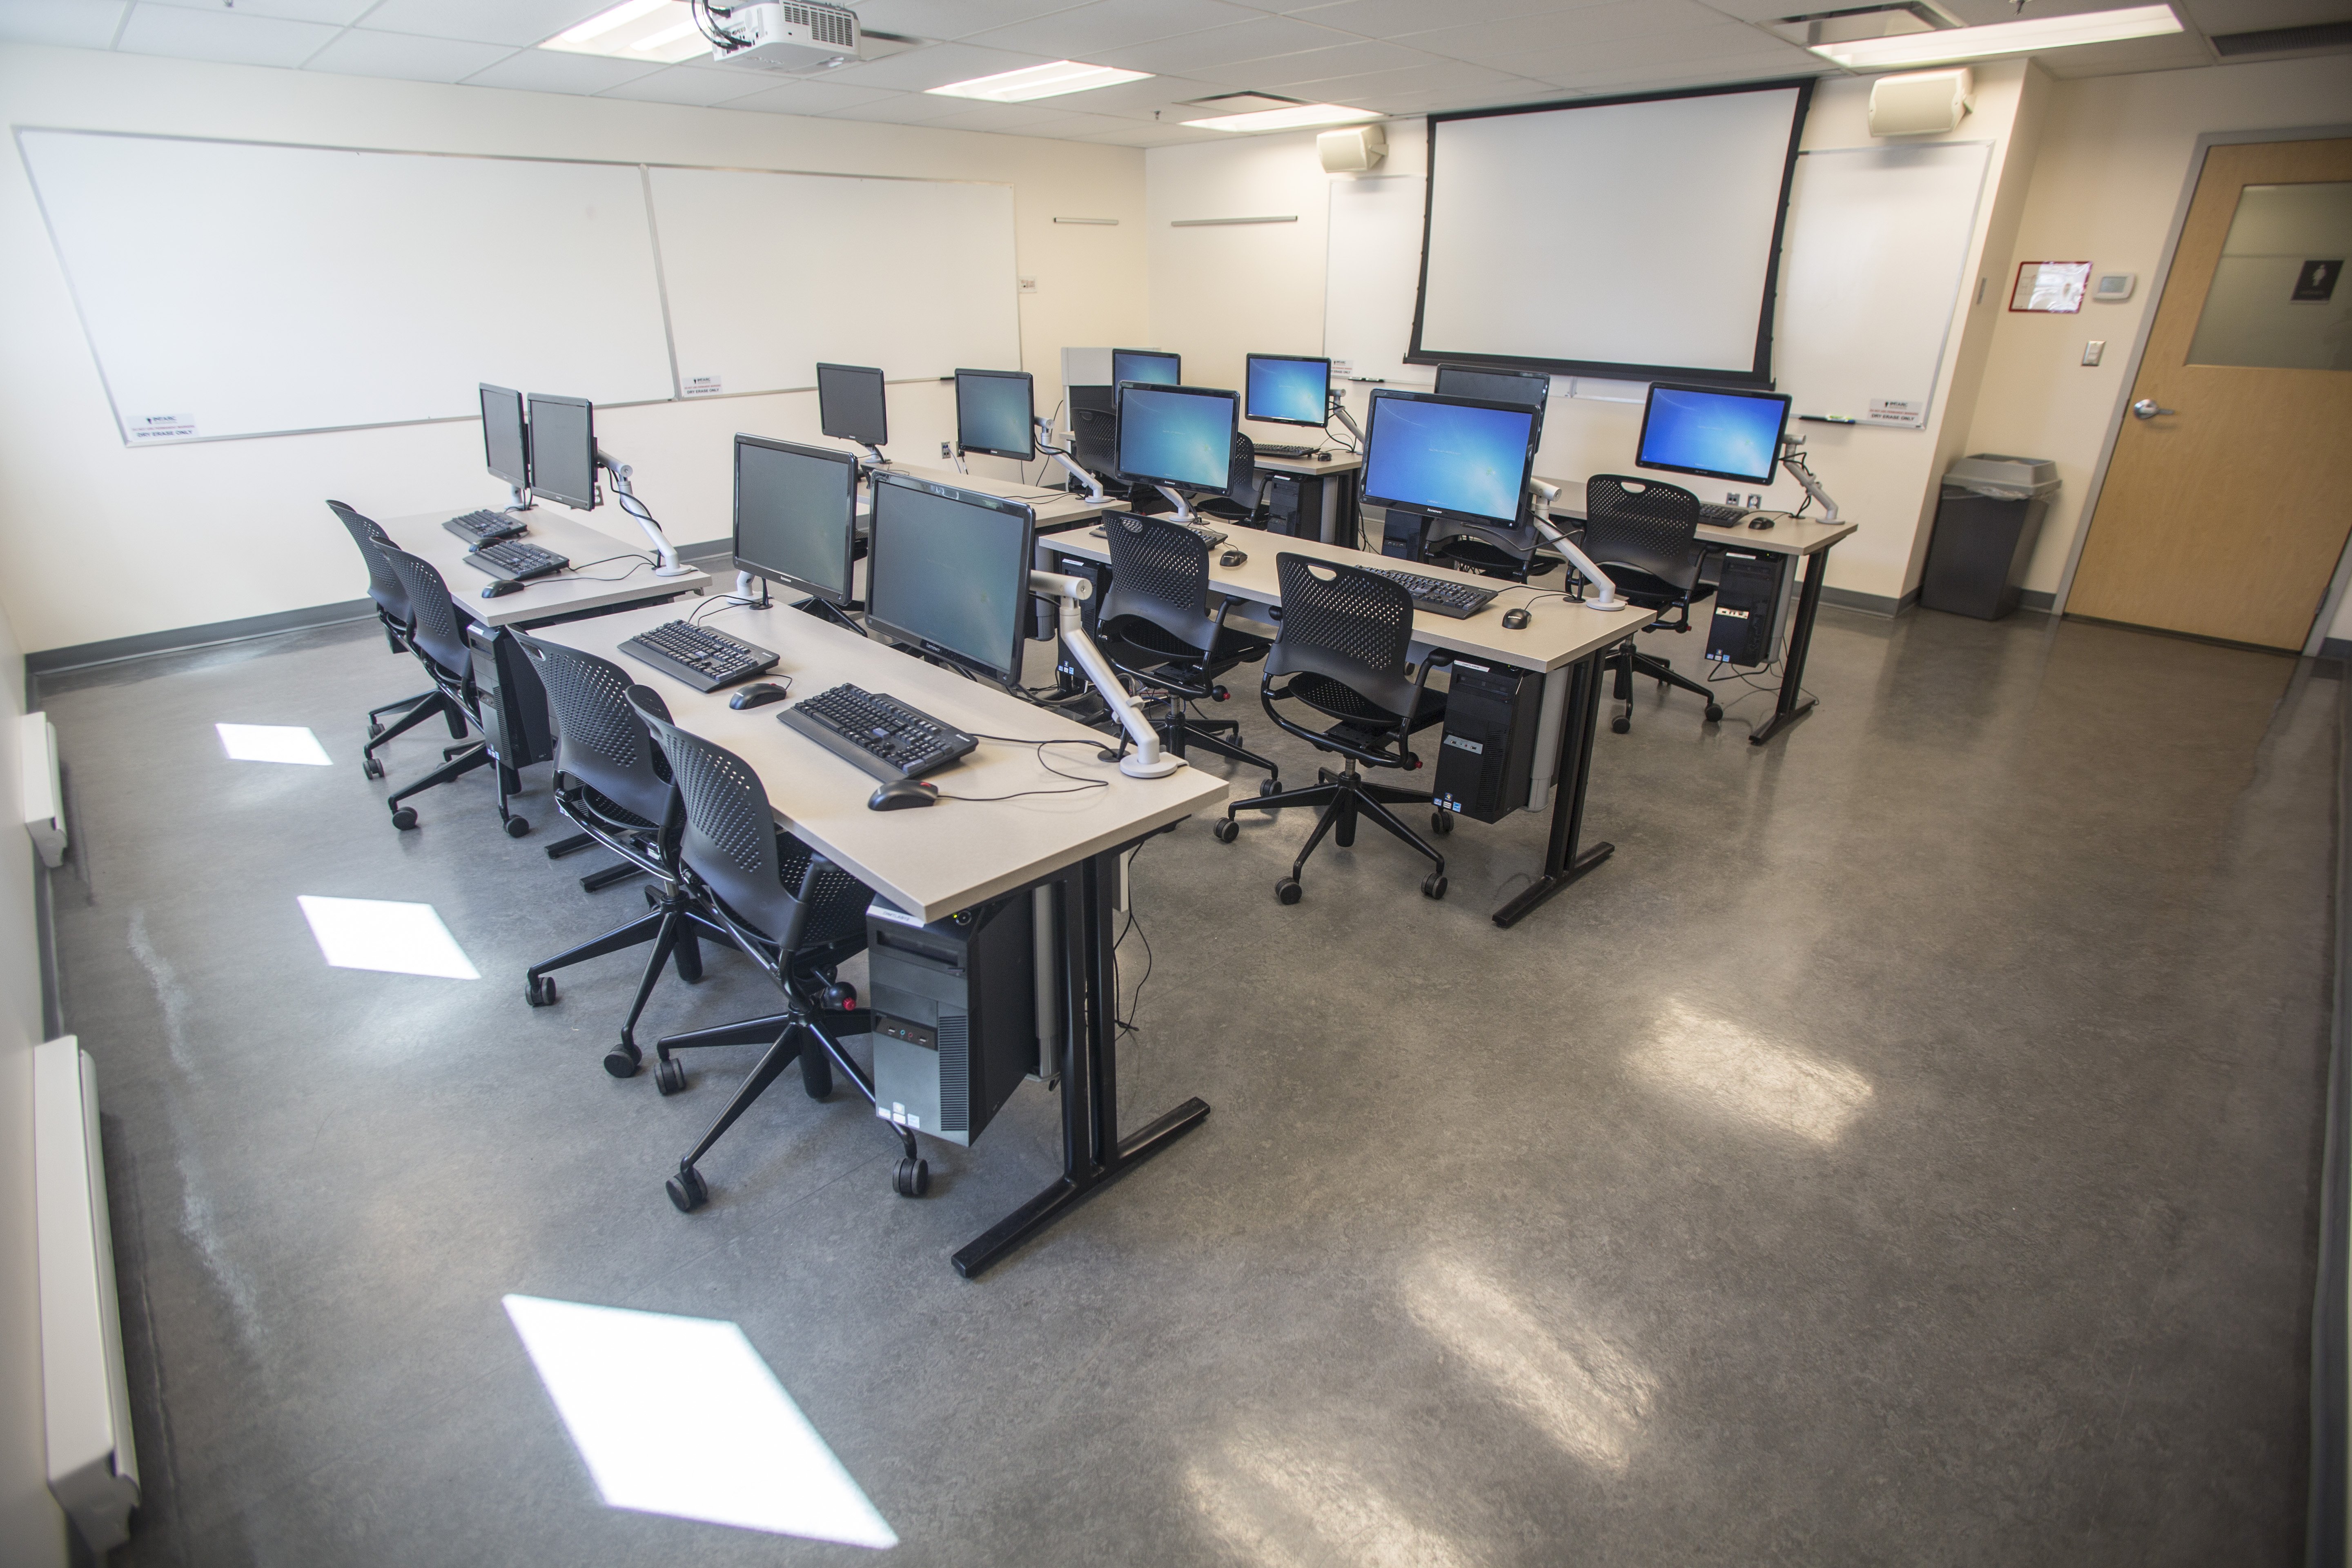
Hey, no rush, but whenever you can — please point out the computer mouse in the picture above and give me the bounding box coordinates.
[1748,516,1776,530]
[480,579,523,598]
[728,681,789,710]
[1314,450,1332,461]
[869,779,940,811]
[1220,548,1248,567]
[1500,606,1532,630]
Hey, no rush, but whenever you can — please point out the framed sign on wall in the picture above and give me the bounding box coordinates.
[2010,261,2092,313]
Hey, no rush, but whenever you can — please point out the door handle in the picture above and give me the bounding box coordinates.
[2131,399,2177,420]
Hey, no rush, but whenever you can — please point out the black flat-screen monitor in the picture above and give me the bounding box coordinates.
[1635,381,1791,486]
[865,473,1036,686]
[955,368,1035,461]
[817,363,888,448]
[480,383,529,490]
[1110,349,1180,387]
[1245,354,1331,428]
[1361,389,1539,528]
[1116,382,1237,497]
[524,393,597,510]
[733,436,858,607]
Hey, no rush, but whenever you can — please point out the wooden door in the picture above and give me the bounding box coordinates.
[2067,139,2352,650]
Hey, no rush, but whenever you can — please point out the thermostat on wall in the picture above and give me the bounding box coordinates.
[2093,272,2137,302]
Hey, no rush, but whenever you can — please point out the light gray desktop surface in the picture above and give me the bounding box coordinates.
[375,505,711,628]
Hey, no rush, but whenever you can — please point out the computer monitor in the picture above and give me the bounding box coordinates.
[1635,382,1792,486]
[1110,349,1180,388]
[733,436,858,607]
[864,473,1036,686]
[1361,390,1540,529]
[1116,383,1238,497]
[524,393,597,510]
[480,383,528,490]
[816,363,888,449]
[1245,354,1331,428]
[954,368,1035,462]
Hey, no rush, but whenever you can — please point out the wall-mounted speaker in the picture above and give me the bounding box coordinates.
[1867,67,1973,137]
[1318,124,1387,174]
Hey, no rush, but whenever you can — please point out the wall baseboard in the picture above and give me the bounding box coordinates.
[2323,638,2351,663]
[1819,585,1919,618]
[2020,588,2055,612]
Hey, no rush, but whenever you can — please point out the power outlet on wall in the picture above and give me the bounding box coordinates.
[1018,277,1038,293]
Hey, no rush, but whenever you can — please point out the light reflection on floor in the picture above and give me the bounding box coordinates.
[1629,997,1873,1144]
[295,895,480,980]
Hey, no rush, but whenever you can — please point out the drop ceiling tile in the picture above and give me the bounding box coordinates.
[1274,58,1526,98]
[0,0,127,49]
[819,91,990,123]
[2034,31,2223,75]
[817,39,1060,89]
[594,62,762,104]
[1535,47,1820,89]
[463,45,666,93]
[848,0,1091,40]
[1512,22,1794,75]
[967,0,1267,56]
[1234,36,1436,85]
[1409,0,1734,68]
[115,4,339,66]
[1092,14,1357,74]
[1291,0,1586,37]
[355,0,617,47]
[1040,71,1234,114]
[134,0,370,21]
[305,27,517,82]
[915,97,1097,129]
[711,76,904,113]
[1071,120,1231,144]
[2179,0,2344,29]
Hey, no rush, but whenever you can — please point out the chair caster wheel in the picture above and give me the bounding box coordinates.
[819,981,858,1010]
[655,1057,687,1096]
[894,1158,930,1198]
[1259,777,1282,797]
[504,816,530,839]
[1422,873,1448,900]
[525,974,557,1007]
[666,1166,708,1212]
[1431,811,1454,835]
[390,806,419,831]
[368,721,385,739]
[1704,703,1724,722]
[1275,878,1303,905]
[362,755,384,780]
[1212,819,1240,844]
[1610,715,1630,735]
[603,1042,640,1078]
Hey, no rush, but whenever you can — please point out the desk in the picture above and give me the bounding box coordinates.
[870,461,1113,534]
[376,505,711,628]
[1046,524,1656,928]
[537,597,1230,1276]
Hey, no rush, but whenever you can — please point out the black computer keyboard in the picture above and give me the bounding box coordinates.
[618,619,779,692]
[778,683,977,782]
[1254,442,1321,460]
[443,508,527,544]
[1698,502,1750,526]
[463,539,570,581]
[1367,568,1498,620]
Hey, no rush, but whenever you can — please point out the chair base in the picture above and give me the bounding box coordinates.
[1154,705,1279,785]
[1607,645,1722,733]
[1220,765,1447,902]
[525,891,731,1075]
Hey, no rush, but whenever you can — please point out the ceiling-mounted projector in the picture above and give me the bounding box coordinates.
[704,1,862,71]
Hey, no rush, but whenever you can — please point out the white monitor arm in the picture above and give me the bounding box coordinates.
[504,484,529,512]
[1526,479,1628,611]
[595,449,691,578]
[1779,434,1840,525]
[1033,416,1106,503]
[1152,486,1196,523]
[1327,387,1365,448]
[1029,569,1184,780]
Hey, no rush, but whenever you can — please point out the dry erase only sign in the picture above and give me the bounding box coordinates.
[1866,399,1926,428]
[128,414,196,442]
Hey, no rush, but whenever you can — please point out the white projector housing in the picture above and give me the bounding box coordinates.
[709,1,861,72]
[1318,124,1388,173]
[1867,67,1973,136]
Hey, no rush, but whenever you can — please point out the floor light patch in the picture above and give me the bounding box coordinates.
[503,1294,898,1548]
[216,723,332,765]
[296,896,480,980]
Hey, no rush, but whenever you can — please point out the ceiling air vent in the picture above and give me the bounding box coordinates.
[2210,20,2352,57]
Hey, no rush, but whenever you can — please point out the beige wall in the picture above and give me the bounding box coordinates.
[0,44,1150,655]
[1964,57,2352,622]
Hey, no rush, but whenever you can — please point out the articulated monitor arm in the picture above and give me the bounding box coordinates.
[1526,479,1628,612]
[1779,436,1840,526]
[1327,387,1365,448]
[1033,416,1106,503]
[505,484,529,512]
[595,449,691,578]
[1029,569,1184,780]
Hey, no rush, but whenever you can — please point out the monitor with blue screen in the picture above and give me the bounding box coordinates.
[1361,390,1539,528]
[1635,382,1791,486]
[1111,349,1181,387]
[954,368,1035,462]
[1245,354,1330,428]
[1116,383,1237,497]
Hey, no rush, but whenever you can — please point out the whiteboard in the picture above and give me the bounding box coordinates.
[1772,142,1990,427]
[1324,175,1433,387]
[18,130,676,443]
[652,165,1021,394]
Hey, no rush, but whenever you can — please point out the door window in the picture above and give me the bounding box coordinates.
[2184,180,2352,370]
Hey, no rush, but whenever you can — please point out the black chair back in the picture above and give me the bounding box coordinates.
[511,634,674,828]
[379,546,474,681]
[1227,432,1258,497]
[625,689,871,953]
[1102,512,1216,659]
[1267,553,1420,720]
[1583,475,1706,599]
[327,500,412,627]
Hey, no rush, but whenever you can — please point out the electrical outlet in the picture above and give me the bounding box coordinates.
[1018,276,1038,293]
[2082,339,2105,366]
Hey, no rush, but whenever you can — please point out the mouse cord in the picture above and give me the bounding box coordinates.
[929,735,1114,803]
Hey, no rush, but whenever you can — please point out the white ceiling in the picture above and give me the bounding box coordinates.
[0,0,2267,145]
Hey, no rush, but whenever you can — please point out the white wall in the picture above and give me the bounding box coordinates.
[1964,56,2352,620]
[0,44,1150,655]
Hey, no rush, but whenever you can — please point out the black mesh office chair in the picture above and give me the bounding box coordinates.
[625,690,930,1208]
[327,501,467,776]
[512,637,735,1077]
[1212,554,1450,902]
[1098,512,1281,790]
[1581,475,1722,732]
[375,546,529,835]
[1195,433,1266,527]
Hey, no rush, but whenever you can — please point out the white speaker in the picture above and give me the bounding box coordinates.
[1867,67,1973,137]
[1318,124,1386,174]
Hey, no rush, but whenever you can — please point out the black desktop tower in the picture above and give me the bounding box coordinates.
[867,895,1037,1148]
[1705,550,1782,667]
[1381,508,1430,560]
[1069,385,1117,476]
[1432,659,1543,823]
[464,625,554,771]
[1264,472,1324,539]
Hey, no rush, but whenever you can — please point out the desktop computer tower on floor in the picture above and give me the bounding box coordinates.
[1432,659,1542,822]
[1264,472,1325,539]
[465,625,554,771]
[867,894,1037,1148]
[1706,549,1782,667]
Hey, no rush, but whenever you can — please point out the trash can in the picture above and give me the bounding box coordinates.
[1920,454,2061,620]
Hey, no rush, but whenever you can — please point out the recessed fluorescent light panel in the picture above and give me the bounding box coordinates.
[504,1295,899,1547]
[1183,103,1382,133]
[215,723,331,766]
[542,0,711,64]
[927,60,1151,102]
[1810,3,2182,66]
[297,896,481,980]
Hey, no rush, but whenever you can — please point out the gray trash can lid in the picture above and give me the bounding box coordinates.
[1945,452,2060,500]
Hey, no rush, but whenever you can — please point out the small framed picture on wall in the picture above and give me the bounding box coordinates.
[2010,261,2092,313]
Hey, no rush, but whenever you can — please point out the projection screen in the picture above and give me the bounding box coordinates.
[1410,82,1813,385]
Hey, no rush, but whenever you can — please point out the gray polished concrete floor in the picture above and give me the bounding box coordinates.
[36,601,2339,1566]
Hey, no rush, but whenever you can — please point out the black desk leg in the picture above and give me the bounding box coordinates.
[1492,649,1614,929]
[953,846,1209,1278]
[1751,545,1832,746]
